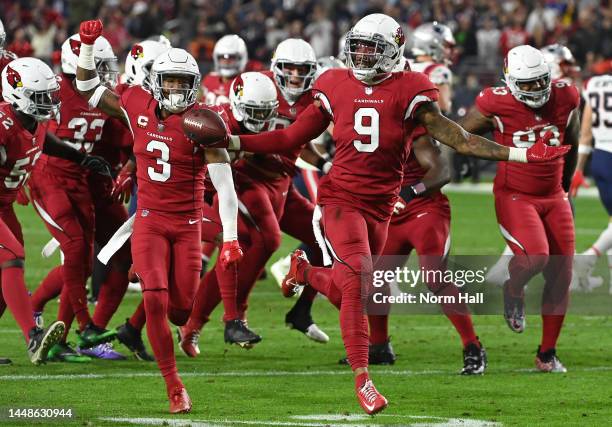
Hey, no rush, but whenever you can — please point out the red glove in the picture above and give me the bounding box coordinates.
[526,131,571,163]
[111,166,134,203]
[219,240,243,269]
[569,170,589,197]
[16,187,30,206]
[79,20,103,45]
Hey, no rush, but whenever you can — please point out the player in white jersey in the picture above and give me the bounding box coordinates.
[571,74,612,292]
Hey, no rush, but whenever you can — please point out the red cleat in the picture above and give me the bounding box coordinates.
[356,379,388,415]
[169,387,192,414]
[177,326,200,358]
[281,250,310,298]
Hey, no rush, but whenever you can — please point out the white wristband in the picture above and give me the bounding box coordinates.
[88,85,107,109]
[228,135,241,150]
[207,163,238,241]
[77,43,96,71]
[76,76,100,92]
[508,147,528,163]
[578,145,593,155]
[322,161,332,174]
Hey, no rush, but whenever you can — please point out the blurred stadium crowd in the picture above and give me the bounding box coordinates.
[1,0,611,180]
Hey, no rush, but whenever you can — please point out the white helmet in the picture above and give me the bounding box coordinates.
[213,35,248,78]
[504,45,552,109]
[271,39,317,101]
[150,48,201,113]
[125,40,170,89]
[61,34,118,87]
[344,13,405,84]
[411,22,456,64]
[540,44,579,81]
[2,57,60,121]
[230,72,278,133]
[315,56,346,80]
[0,18,5,50]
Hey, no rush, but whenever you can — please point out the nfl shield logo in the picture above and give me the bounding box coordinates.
[289,107,297,116]
[365,87,373,95]
[535,115,542,121]
[158,123,165,132]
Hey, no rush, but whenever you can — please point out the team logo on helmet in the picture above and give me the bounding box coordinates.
[131,44,144,59]
[394,27,405,46]
[5,65,23,89]
[69,38,82,55]
[233,76,244,98]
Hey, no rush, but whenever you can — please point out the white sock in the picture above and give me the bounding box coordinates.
[589,221,612,256]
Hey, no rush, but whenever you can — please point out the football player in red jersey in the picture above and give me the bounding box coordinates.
[217,15,570,414]
[27,33,121,362]
[201,35,248,106]
[1,57,112,365]
[76,20,241,413]
[459,45,580,373]
[0,19,18,94]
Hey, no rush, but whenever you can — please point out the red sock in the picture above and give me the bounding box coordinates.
[305,266,341,308]
[217,262,239,322]
[540,315,565,352]
[31,266,63,312]
[143,289,182,394]
[61,256,91,330]
[58,285,75,341]
[93,268,128,328]
[1,266,36,340]
[186,270,221,331]
[431,280,478,347]
[368,315,389,345]
[129,300,146,330]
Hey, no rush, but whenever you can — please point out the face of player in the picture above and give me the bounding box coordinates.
[158,73,197,114]
[517,76,548,93]
[349,39,384,70]
[280,63,312,89]
[218,54,240,71]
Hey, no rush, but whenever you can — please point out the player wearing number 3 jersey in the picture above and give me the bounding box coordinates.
[75,20,240,414]
[460,45,581,373]
[220,15,570,414]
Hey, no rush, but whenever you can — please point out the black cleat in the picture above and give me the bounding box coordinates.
[224,319,262,349]
[27,321,65,365]
[535,346,567,373]
[503,283,526,333]
[116,319,154,361]
[461,340,487,375]
[0,358,12,366]
[339,339,397,365]
[285,306,329,343]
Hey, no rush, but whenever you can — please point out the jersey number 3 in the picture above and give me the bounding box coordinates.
[147,140,171,182]
[353,108,379,152]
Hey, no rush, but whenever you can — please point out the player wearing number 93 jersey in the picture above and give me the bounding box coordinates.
[75,19,240,414]
[223,15,570,415]
[460,45,581,373]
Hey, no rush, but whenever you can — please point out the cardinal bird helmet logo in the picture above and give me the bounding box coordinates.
[131,44,144,59]
[393,27,405,47]
[69,38,82,55]
[233,76,244,98]
[6,65,23,89]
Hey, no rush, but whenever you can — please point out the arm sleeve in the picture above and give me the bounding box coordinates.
[239,103,330,154]
[207,163,238,242]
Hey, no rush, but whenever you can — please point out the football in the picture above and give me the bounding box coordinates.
[182,107,227,146]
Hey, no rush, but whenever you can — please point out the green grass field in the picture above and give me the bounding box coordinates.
[1,190,611,427]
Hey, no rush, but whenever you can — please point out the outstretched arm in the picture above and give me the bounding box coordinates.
[415,101,569,163]
[74,20,128,125]
[227,102,331,154]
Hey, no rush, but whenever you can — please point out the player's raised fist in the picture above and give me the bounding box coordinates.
[220,240,243,269]
[79,20,103,45]
[526,131,571,163]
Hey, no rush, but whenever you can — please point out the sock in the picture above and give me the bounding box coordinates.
[355,372,369,390]
[143,288,183,394]
[368,315,389,345]
[62,252,91,330]
[186,270,221,331]
[540,314,565,352]
[589,222,612,255]
[93,268,128,328]
[217,262,239,322]
[128,300,146,330]
[338,268,369,370]
[432,281,478,347]
[57,285,75,341]
[31,266,63,312]
[1,266,36,340]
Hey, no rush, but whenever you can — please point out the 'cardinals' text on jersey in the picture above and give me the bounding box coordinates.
[120,85,207,213]
[313,69,438,219]
[0,102,45,206]
[476,82,580,196]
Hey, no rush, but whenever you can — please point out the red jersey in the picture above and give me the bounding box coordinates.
[0,50,17,93]
[313,69,438,220]
[0,102,45,206]
[201,73,233,106]
[119,85,207,213]
[476,82,580,196]
[37,74,108,182]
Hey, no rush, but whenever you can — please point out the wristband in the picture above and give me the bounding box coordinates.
[76,76,100,92]
[578,145,593,155]
[87,85,107,108]
[227,135,241,150]
[77,43,96,70]
[508,147,528,163]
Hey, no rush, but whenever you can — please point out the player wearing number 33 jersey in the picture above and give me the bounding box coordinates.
[223,15,570,415]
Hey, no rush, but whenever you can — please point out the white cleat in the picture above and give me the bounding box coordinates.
[572,254,597,291]
[485,258,510,287]
[271,254,292,288]
[305,323,329,343]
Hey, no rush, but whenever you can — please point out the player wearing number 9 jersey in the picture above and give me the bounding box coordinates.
[460,45,581,373]
[223,15,570,414]
[75,20,240,414]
